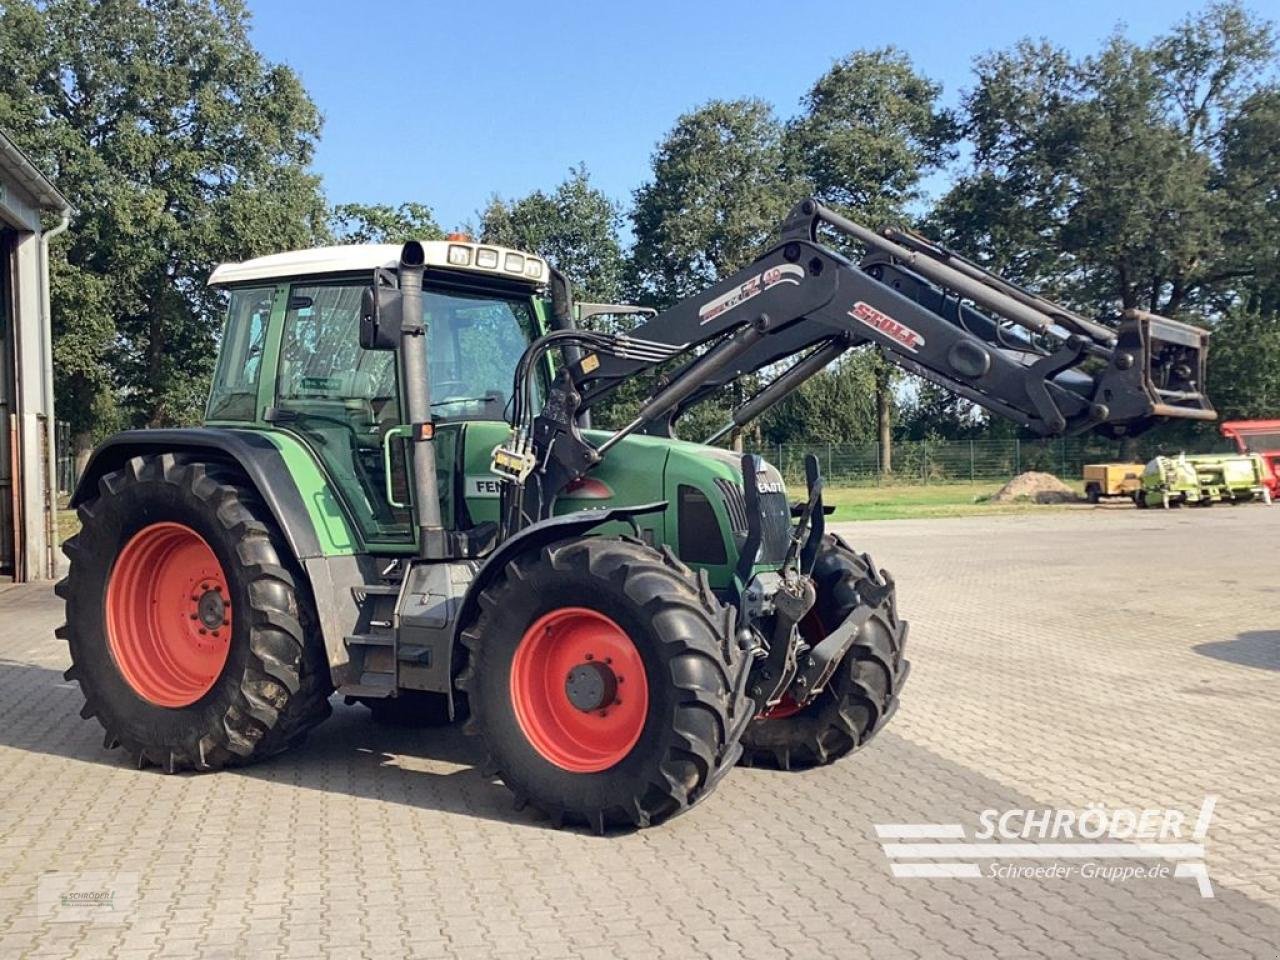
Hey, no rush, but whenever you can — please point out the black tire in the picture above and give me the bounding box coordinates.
[457,536,751,831]
[56,454,333,771]
[739,534,907,770]
[1086,484,1101,504]
[362,691,454,727]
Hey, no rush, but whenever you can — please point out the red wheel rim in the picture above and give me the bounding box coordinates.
[510,607,649,773]
[105,522,232,708]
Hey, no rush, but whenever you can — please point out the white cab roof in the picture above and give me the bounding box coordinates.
[208,240,548,287]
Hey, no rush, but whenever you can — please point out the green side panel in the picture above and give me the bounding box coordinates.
[260,431,359,556]
[455,421,782,591]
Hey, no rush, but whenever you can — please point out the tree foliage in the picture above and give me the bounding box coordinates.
[14,0,1280,452]
[929,2,1280,433]
[785,47,957,225]
[0,0,327,442]
[629,99,802,309]
[768,48,955,451]
[479,164,624,304]
[329,202,443,245]
[933,2,1277,318]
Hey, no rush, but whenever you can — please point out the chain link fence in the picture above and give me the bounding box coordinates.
[745,435,1237,486]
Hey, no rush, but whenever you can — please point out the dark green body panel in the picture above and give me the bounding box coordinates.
[452,420,766,590]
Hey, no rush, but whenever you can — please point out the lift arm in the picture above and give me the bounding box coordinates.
[571,199,1212,438]
[497,198,1214,525]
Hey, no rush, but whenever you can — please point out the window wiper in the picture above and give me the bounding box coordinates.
[431,396,494,407]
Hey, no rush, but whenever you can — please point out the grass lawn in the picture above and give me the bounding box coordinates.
[53,481,1084,546]
[822,481,1082,522]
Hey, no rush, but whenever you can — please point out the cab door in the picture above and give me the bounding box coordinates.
[271,281,418,548]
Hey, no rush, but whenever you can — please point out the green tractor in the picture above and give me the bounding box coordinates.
[58,200,1213,829]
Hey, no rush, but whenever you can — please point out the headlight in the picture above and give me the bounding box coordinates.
[476,248,499,269]
[525,259,543,279]
[504,252,524,274]
[447,244,471,266]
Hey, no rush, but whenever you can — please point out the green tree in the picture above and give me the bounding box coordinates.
[329,202,443,244]
[629,99,803,308]
[929,2,1280,433]
[758,351,880,446]
[784,48,956,466]
[0,0,327,448]
[1205,307,1280,417]
[895,381,985,441]
[479,164,624,304]
[933,2,1278,317]
[785,47,957,224]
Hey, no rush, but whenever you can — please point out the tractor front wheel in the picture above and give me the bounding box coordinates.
[739,535,907,770]
[458,537,750,831]
[57,454,333,771]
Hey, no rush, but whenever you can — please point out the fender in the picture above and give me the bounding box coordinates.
[72,428,325,561]
[443,501,667,712]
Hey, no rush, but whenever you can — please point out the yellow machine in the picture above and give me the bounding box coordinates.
[1083,463,1145,503]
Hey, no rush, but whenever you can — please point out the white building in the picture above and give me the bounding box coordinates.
[0,129,70,581]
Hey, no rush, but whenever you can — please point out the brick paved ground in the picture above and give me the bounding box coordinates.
[0,506,1276,959]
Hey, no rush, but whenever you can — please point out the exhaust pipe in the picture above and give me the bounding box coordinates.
[397,241,445,556]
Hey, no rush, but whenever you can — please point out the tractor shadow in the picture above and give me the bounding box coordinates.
[1193,631,1280,671]
[0,658,549,831]
[238,700,556,829]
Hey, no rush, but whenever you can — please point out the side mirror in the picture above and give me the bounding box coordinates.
[359,267,403,350]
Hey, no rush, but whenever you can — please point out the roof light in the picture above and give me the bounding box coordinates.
[476,248,499,269]
[504,252,525,274]
[446,231,472,242]
[447,244,471,266]
[525,259,544,280]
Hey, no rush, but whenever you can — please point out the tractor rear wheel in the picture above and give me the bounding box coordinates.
[739,535,906,770]
[56,454,333,771]
[458,537,750,831]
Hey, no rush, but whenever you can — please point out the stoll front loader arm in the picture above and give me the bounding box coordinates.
[497,198,1214,526]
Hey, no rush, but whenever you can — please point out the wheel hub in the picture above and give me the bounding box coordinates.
[564,661,618,712]
[195,587,226,631]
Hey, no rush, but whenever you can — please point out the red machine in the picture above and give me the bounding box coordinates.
[1220,420,1280,498]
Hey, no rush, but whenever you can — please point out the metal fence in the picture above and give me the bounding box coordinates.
[55,420,77,496]
[744,436,1238,486]
[45,419,1233,494]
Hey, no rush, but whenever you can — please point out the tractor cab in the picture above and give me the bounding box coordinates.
[206,240,552,547]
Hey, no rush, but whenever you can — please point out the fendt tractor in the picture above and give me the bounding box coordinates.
[57,200,1214,830]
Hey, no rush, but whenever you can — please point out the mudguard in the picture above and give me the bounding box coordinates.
[72,428,324,561]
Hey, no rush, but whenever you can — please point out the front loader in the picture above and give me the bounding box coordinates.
[57,199,1213,830]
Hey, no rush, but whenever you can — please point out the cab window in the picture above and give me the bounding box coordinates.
[207,286,274,421]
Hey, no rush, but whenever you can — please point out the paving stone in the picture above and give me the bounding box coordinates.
[0,509,1275,958]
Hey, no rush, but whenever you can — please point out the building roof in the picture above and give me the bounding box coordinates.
[0,129,70,213]
[208,239,549,288]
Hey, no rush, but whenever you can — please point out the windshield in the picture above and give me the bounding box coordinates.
[424,287,541,418]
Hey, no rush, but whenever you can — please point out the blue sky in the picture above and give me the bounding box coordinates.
[247,0,1221,232]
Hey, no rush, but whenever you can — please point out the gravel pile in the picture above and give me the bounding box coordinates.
[989,471,1083,504]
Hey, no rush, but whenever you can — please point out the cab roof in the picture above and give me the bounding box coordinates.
[208,239,549,287]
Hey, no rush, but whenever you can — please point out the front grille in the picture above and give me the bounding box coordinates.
[715,478,750,535]
[714,479,791,566]
[758,491,792,563]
